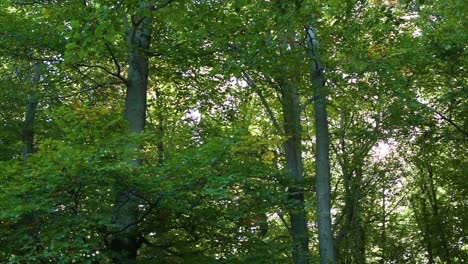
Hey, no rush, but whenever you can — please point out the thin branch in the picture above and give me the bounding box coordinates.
[10,53,63,63]
[144,50,163,57]
[153,0,177,11]
[264,74,283,93]
[404,72,468,138]
[384,189,410,220]
[243,73,284,136]
[58,82,123,100]
[413,99,468,138]
[330,176,342,210]
[131,16,146,29]
[104,41,128,84]
[277,210,291,232]
[111,194,164,234]
[300,95,317,113]
[433,108,468,138]
[75,63,127,85]
[131,0,177,30]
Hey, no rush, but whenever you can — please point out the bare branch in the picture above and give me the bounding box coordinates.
[417,100,468,139]
[300,95,317,113]
[433,108,468,138]
[111,193,164,234]
[104,41,128,84]
[243,73,284,136]
[277,211,291,233]
[75,63,127,85]
[153,0,177,11]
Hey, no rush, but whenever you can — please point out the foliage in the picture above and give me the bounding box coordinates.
[0,0,466,263]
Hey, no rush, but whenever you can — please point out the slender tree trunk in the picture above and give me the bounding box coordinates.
[427,164,452,264]
[15,62,43,261]
[155,88,165,166]
[379,182,387,264]
[243,72,308,263]
[420,198,435,264]
[110,4,152,263]
[334,112,349,263]
[306,27,336,264]
[351,170,366,264]
[22,100,38,159]
[22,63,40,160]
[313,65,335,264]
[336,170,365,264]
[279,77,310,264]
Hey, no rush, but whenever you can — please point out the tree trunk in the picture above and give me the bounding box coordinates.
[336,165,366,264]
[15,62,43,260]
[279,77,310,264]
[313,65,336,264]
[155,88,165,166]
[307,27,336,264]
[427,164,452,264]
[244,72,309,263]
[110,4,152,263]
[379,182,386,264]
[420,198,435,264]
[350,169,366,264]
[22,100,38,159]
[22,63,40,160]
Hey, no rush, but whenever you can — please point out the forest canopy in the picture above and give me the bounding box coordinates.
[0,0,466,263]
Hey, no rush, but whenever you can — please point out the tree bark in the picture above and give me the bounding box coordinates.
[379,181,387,264]
[306,27,336,264]
[155,88,165,166]
[243,72,309,263]
[22,63,40,160]
[22,100,38,159]
[336,158,366,263]
[110,4,152,263]
[279,77,310,264]
[427,164,452,264]
[420,198,435,264]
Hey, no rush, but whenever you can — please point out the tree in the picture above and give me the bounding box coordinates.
[109,2,154,262]
[306,26,337,264]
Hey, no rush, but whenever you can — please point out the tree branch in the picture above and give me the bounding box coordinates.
[104,41,128,84]
[111,193,164,234]
[153,0,177,11]
[300,95,317,113]
[433,108,468,138]
[243,73,284,135]
[420,101,468,139]
[75,63,127,85]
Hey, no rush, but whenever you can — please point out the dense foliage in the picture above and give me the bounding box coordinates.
[0,0,466,263]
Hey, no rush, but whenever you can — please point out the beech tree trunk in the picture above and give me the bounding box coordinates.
[279,77,310,264]
[22,63,40,160]
[22,100,38,159]
[155,88,165,166]
[427,164,452,264]
[110,4,152,263]
[307,27,336,264]
[379,182,386,264]
[334,134,367,263]
[243,72,309,263]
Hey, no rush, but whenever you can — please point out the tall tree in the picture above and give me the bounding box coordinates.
[110,2,154,262]
[21,63,41,160]
[278,76,310,264]
[306,27,336,264]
